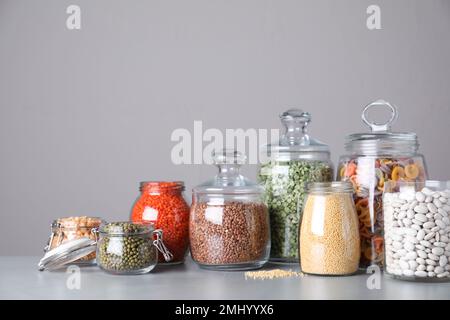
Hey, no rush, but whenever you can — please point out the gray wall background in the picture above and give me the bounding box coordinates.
[1,0,449,255]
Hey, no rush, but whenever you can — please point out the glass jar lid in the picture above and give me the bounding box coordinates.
[263,109,330,160]
[193,149,263,195]
[345,100,419,156]
[38,238,97,271]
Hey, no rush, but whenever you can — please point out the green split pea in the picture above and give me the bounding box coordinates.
[258,161,332,262]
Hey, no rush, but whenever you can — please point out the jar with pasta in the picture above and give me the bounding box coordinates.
[337,100,427,269]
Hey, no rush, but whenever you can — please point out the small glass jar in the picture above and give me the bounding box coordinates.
[299,182,360,276]
[337,100,427,269]
[383,181,450,282]
[131,181,190,264]
[258,109,333,264]
[190,150,270,271]
[44,216,103,264]
[96,222,173,275]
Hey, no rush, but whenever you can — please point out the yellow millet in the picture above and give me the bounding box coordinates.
[244,269,304,280]
[300,193,360,275]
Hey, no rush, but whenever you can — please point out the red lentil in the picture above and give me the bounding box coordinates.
[131,181,190,264]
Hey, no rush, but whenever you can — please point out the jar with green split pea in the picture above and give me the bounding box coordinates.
[258,109,333,264]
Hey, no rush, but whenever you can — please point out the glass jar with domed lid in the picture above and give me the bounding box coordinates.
[337,99,428,269]
[258,109,333,264]
[189,149,270,270]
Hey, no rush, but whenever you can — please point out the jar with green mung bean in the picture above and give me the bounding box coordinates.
[96,222,173,274]
[258,109,333,264]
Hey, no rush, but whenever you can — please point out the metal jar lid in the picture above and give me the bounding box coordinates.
[38,238,97,271]
[345,100,419,156]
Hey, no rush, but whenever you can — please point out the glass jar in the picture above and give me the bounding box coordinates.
[44,216,103,265]
[383,181,450,282]
[190,149,270,270]
[131,181,190,264]
[337,100,428,269]
[258,109,333,264]
[96,222,173,275]
[299,182,360,276]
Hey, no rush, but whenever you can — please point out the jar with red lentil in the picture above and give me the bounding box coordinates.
[131,181,190,264]
[190,149,270,271]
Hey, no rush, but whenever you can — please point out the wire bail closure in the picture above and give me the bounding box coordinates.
[44,222,63,253]
[361,99,398,132]
[153,229,173,262]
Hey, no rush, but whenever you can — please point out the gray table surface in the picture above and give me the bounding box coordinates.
[1,256,449,299]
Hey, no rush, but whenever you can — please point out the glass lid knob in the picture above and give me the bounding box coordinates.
[361,99,398,132]
[212,149,246,165]
[279,108,312,146]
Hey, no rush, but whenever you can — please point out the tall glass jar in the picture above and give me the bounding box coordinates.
[131,181,190,264]
[258,109,333,264]
[190,150,270,270]
[300,182,360,276]
[337,100,428,269]
[383,181,450,282]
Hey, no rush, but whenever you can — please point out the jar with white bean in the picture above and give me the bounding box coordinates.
[383,181,450,281]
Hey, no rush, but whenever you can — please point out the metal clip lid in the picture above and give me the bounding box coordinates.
[153,229,173,262]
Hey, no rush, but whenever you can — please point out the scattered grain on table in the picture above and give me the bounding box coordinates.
[244,269,304,280]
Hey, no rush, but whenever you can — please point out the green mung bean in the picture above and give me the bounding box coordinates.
[97,222,156,273]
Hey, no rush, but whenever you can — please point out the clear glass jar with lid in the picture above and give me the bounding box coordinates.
[337,100,428,269]
[43,216,104,265]
[190,149,270,270]
[96,222,173,275]
[383,180,450,282]
[258,109,333,264]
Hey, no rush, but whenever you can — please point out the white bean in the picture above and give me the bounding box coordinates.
[437,271,450,278]
[439,255,448,267]
[432,247,445,256]
[414,270,427,277]
[416,192,426,202]
[415,205,429,214]
[426,259,437,266]
[424,221,436,229]
[417,264,426,271]
[434,199,443,208]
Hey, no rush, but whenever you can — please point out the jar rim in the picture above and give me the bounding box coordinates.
[307,181,354,193]
[99,221,155,236]
[51,216,104,229]
[140,181,185,192]
[387,180,450,189]
[344,132,419,156]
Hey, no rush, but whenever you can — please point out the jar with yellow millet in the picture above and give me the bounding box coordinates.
[299,182,360,276]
